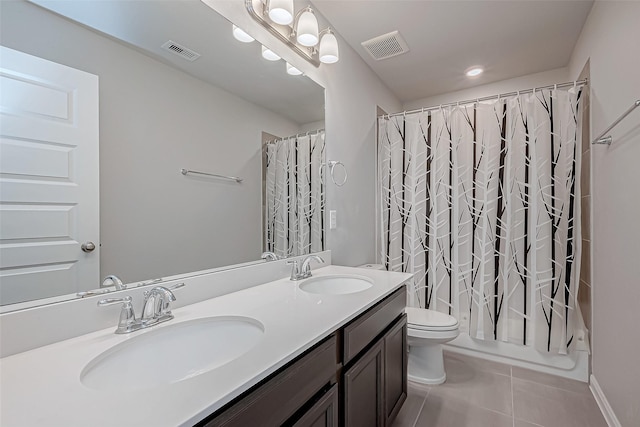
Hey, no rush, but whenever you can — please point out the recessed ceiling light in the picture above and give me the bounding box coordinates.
[466,67,483,77]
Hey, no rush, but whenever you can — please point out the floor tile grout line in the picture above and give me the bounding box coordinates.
[511,376,591,397]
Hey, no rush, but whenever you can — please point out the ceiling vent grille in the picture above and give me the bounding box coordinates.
[361,31,409,61]
[161,40,201,62]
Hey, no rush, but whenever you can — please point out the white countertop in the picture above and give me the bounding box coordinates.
[0,265,411,426]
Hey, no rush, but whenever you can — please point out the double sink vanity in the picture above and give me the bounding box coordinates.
[0,262,412,426]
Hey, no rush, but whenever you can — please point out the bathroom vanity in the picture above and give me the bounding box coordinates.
[0,265,412,426]
[199,284,407,427]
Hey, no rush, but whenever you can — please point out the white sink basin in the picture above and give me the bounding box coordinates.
[299,275,373,295]
[81,316,264,391]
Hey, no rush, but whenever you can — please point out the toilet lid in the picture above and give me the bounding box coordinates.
[405,307,459,330]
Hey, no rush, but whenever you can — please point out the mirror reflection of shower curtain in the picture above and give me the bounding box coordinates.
[265,131,325,258]
[378,87,583,355]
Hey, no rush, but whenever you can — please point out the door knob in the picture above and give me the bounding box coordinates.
[81,241,96,252]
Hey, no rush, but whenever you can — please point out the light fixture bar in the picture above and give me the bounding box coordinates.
[245,0,320,67]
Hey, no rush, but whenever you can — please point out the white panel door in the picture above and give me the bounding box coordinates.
[0,46,99,305]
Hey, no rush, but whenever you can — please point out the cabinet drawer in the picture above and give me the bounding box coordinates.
[202,335,337,427]
[343,286,406,364]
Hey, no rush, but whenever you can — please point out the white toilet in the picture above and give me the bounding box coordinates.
[356,264,460,385]
[406,307,459,385]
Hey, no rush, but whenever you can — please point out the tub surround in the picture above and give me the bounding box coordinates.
[0,265,412,426]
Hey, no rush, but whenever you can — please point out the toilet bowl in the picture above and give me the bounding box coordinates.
[406,307,459,385]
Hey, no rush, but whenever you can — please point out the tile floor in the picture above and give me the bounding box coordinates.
[392,351,607,427]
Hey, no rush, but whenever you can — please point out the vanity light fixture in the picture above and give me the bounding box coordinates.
[232,25,255,43]
[319,29,339,64]
[295,7,319,47]
[261,45,281,61]
[246,0,340,67]
[286,62,303,75]
[466,67,484,77]
[268,0,294,25]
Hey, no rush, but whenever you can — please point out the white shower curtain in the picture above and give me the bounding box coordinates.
[379,87,583,354]
[265,131,325,258]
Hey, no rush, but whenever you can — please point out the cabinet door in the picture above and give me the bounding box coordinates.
[384,314,407,426]
[343,340,384,427]
[291,384,339,427]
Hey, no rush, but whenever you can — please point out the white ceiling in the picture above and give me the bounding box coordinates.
[29,0,325,125]
[313,0,594,103]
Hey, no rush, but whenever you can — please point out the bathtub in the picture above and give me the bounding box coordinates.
[444,307,590,382]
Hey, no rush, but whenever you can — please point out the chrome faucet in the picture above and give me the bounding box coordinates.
[102,274,126,290]
[98,283,184,334]
[261,251,279,261]
[287,255,324,280]
[97,295,141,334]
[141,285,180,325]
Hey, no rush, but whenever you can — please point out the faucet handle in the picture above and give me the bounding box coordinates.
[168,282,185,291]
[97,295,132,307]
[98,296,140,334]
[286,259,301,281]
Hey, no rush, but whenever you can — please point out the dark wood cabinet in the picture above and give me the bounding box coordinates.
[342,314,407,427]
[291,384,339,427]
[198,336,337,427]
[384,315,408,425]
[198,286,408,427]
[343,340,385,427]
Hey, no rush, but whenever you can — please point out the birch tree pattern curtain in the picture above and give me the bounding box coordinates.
[379,87,583,354]
[265,131,325,258]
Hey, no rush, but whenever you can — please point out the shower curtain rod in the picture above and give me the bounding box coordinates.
[382,79,588,119]
[266,129,325,144]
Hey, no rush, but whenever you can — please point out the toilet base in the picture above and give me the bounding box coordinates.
[408,341,447,385]
[408,372,446,385]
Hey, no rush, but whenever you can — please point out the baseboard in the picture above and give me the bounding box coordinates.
[590,374,621,427]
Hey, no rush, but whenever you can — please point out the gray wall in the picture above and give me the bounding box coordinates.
[0,1,301,283]
[569,2,640,425]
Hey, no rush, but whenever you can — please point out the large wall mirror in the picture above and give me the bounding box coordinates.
[0,0,325,310]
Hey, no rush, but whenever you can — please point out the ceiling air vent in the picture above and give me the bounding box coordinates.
[361,30,409,61]
[161,40,201,62]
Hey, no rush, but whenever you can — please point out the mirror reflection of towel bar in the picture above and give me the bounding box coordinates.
[180,168,243,183]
